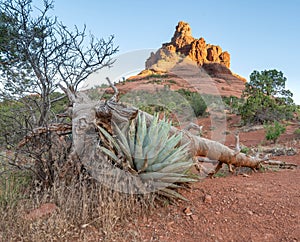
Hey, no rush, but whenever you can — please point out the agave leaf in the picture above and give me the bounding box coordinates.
[144,132,169,166]
[142,114,159,156]
[144,123,172,167]
[145,129,174,167]
[151,143,190,169]
[153,133,183,165]
[137,154,148,173]
[140,172,188,181]
[127,121,136,156]
[97,124,122,153]
[157,120,171,143]
[159,143,191,165]
[157,187,188,201]
[158,161,193,173]
[147,152,192,172]
[144,113,159,141]
[142,171,197,184]
[112,121,133,167]
[117,140,135,168]
[161,151,190,167]
[134,113,147,171]
[151,181,181,189]
[98,146,119,162]
[159,176,197,184]
[104,113,197,201]
[146,161,169,172]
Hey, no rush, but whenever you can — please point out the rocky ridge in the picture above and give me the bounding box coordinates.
[146,21,231,70]
[119,21,247,98]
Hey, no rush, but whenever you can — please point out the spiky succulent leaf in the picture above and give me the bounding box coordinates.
[134,113,147,171]
[153,133,183,165]
[98,146,119,162]
[97,125,121,152]
[127,121,136,156]
[157,188,189,201]
[139,172,196,183]
[98,112,197,201]
[157,161,193,173]
[112,121,134,168]
[142,114,159,156]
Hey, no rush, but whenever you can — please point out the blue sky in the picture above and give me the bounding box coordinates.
[51,0,300,103]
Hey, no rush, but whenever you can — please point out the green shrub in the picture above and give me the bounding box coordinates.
[239,69,295,124]
[148,73,168,79]
[0,168,32,208]
[176,89,207,117]
[264,121,286,143]
[294,128,300,136]
[240,146,250,154]
[222,96,242,114]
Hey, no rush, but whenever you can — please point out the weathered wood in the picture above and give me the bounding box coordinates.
[18,123,72,147]
[19,81,297,178]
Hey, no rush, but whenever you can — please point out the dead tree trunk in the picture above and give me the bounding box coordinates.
[19,81,297,178]
[72,82,297,177]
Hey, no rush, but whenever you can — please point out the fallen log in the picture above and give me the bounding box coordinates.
[18,80,297,178]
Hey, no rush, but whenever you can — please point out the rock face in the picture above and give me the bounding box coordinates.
[122,21,247,99]
[146,21,231,70]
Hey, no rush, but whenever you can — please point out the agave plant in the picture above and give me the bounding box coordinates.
[97,112,196,200]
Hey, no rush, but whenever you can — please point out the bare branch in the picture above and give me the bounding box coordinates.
[106,77,119,102]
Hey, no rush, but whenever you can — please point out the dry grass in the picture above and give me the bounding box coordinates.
[0,162,156,241]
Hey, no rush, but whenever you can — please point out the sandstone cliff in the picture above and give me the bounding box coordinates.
[146,21,231,70]
[122,21,247,98]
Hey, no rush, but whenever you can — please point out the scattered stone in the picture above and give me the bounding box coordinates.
[183,207,193,216]
[204,194,212,204]
[24,203,58,220]
[241,173,250,177]
[167,221,174,227]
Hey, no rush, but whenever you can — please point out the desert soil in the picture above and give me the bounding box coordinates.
[22,115,300,242]
[122,117,300,242]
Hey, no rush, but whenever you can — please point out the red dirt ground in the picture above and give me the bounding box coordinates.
[122,117,300,242]
[23,116,300,241]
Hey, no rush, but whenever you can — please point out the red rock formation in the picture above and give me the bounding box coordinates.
[146,21,231,69]
[121,21,247,98]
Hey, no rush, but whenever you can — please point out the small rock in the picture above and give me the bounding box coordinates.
[215,211,221,215]
[167,221,174,227]
[248,210,254,215]
[204,194,212,204]
[183,207,193,216]
[25,203,58,220]
[241,173,250,177]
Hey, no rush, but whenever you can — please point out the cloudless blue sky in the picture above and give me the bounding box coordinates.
[50,0,300,103]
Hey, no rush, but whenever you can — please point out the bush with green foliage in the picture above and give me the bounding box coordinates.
[0,92,68,146]
[294,128,300,136]
[176,89,207,117]
[239,70,295,124]
[0,167,32,208]
[240,146,250,155]
[264,121,286,143]
[222,96,243,114]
